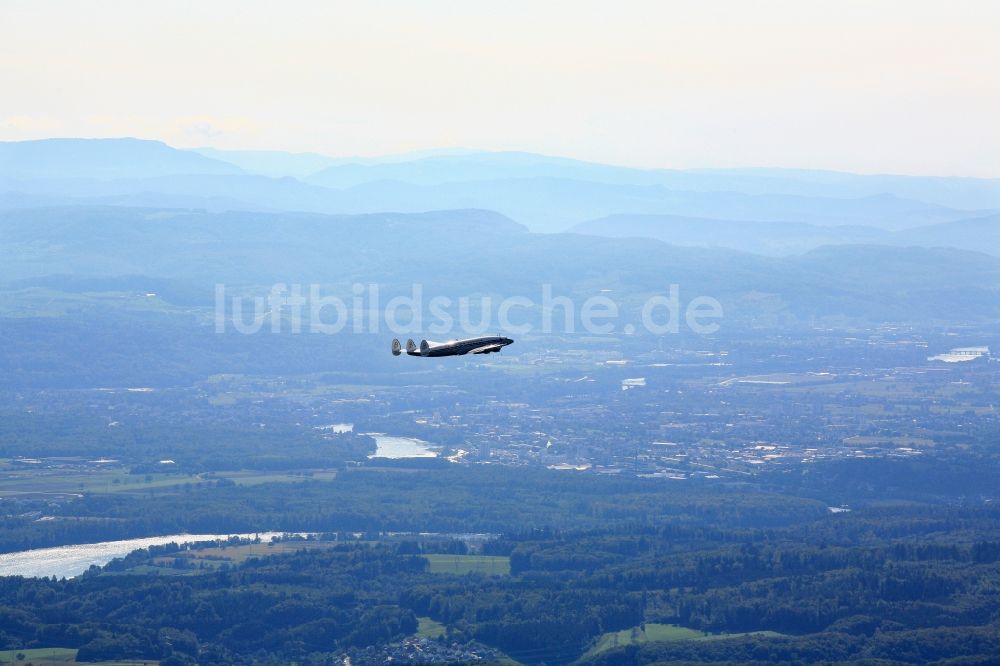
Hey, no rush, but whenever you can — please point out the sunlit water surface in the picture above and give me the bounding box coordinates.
[0,532,289,579]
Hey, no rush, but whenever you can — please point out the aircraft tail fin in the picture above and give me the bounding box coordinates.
[406,339,417,354]
[420,339,430,355]
[391,339,402,356]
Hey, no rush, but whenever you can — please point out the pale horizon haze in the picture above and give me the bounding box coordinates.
[2,0,999,177]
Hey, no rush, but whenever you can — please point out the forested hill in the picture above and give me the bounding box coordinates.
[0,467,998,664]
[3,205,999,324]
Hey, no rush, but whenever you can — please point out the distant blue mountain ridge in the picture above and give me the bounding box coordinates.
[1,138,998,248]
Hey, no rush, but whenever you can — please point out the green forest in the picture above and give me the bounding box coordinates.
[1,466,998,664]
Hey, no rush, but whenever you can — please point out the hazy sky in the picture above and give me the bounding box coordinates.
[2,0,998,176]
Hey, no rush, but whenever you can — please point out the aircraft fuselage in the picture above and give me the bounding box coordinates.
[392,336,514,357]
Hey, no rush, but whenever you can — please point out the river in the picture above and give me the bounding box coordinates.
[0,532,290,579]
[367,434,439,459]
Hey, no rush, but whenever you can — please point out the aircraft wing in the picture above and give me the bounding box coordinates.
[468,344,504,354]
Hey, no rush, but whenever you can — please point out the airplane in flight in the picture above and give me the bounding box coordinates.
[392,335,514,357]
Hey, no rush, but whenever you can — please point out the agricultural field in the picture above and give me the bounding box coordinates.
[0,647,156,665]
[142,539,339,571]
[415,616,447,639]
[581,623,784,659]
[0,468,202,498]
[212,469,339,486]
[0,466,339,499]
[423,554,510,575]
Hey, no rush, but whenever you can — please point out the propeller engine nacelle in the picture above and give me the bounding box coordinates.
[392,339,420,356]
